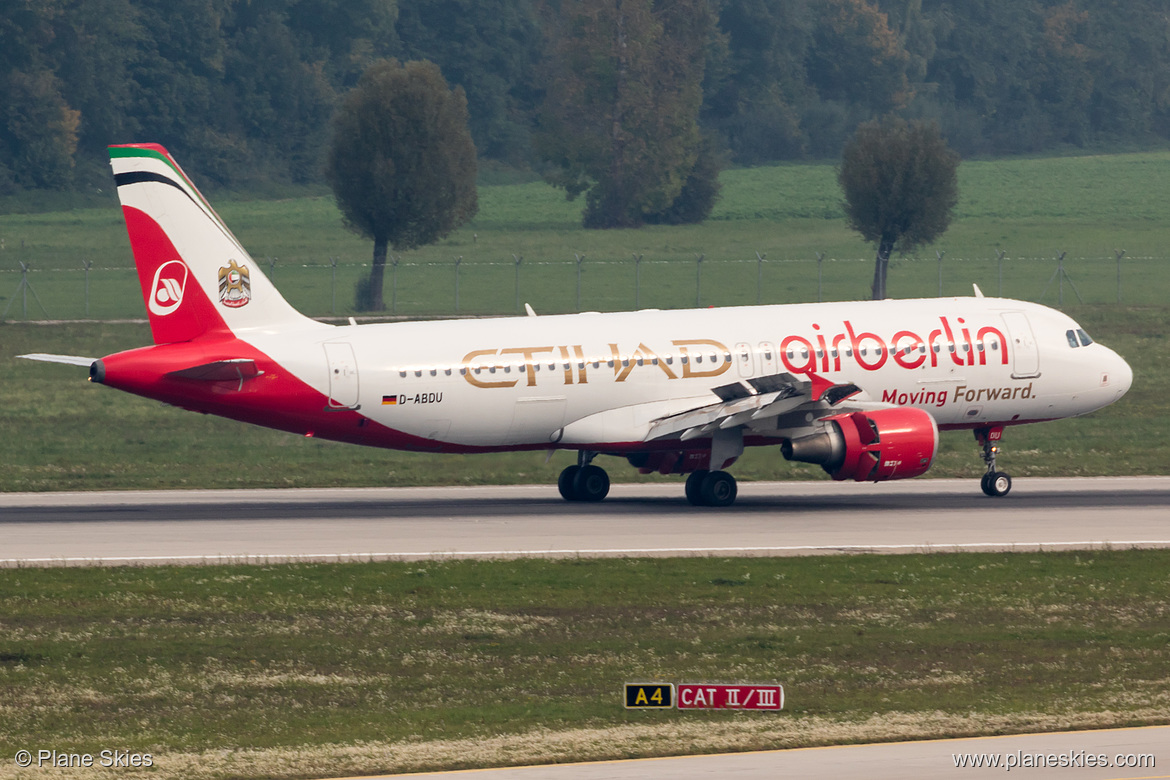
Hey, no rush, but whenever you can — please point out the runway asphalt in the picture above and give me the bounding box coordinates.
[1,476,1167,565]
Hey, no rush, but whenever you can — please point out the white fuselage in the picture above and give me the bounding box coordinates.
[247,296,1132,451]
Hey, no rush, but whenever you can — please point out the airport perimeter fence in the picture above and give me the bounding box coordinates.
[0,250,1163,322]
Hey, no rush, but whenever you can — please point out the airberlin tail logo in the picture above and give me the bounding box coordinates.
[148,260,188,316]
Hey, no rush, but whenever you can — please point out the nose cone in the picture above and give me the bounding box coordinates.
[1095,346,1133,408]
[1113,350,1134,398]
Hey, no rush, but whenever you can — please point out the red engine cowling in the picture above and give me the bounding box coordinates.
[781,408,938,482]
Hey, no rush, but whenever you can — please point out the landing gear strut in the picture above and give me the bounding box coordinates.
[558,451,610,502]
[975,427,1012,497]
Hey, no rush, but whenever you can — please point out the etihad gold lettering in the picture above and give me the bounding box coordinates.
[673,339,732,379]
[463,340,728,389]
[558,346,574,385]
[499,346,555,387]
[616,343,678,382]
[572,345,589,384]
[461,348,518,389]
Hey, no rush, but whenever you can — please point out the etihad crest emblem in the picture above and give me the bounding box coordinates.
[218,259,251,308]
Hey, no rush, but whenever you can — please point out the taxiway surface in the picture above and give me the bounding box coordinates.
[382,726,1168,779]
[2,477,1167,565]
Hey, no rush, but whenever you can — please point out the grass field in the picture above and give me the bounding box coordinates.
[1,551,1168,779]
[3,150,1170,319]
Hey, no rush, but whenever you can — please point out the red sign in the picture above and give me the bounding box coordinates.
[676,684,784,710]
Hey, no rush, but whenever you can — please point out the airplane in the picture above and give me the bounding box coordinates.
[20,144,1133,506]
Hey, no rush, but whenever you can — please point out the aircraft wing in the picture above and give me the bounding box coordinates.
[644,371,861,443]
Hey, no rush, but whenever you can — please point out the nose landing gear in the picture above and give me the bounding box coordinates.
[976,427,1012,497]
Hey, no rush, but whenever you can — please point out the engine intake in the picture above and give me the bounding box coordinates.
[782,408,938,482]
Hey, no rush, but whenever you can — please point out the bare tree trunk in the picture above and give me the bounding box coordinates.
[871,239,893,300]
[368,235,388,311]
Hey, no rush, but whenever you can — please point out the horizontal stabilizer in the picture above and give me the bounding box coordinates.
[18,353,96,367]
[166,359,261,383]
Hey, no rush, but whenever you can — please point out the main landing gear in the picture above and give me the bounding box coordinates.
[558,451,610,502]
[975,427,1012,497]
[684,469,738,508]
[557,452,739,507]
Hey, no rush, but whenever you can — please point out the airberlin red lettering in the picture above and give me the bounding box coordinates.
[779,317,1009,375]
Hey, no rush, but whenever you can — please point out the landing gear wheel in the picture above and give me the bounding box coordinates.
[700,470,738,507]
[981,471,1012,497]
[558,465,581,501]
[573,464,610,502]
[685,470,708,506]
[975,427,1012,498]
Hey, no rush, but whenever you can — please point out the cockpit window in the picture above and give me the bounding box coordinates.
[1077,328,1093,346]
[1066,329,1079,348]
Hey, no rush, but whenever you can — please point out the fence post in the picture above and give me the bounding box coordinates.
[513,254,522,313]
[755,251,766,305]
[329,257,337,315]
[632,253,643,309]
[390,255,399,315]
[996,250,1006,297]
[268,257,277,279]
[454,256,462,312]
[695,254,704,307]
[83,259,93,316]
[1115,249,1126,304]
[574,253,585,311]
[816,252,824,302]
[936,250,945,297]
[2,261,48,320]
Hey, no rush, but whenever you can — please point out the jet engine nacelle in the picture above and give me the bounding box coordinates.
[781,408,938,482]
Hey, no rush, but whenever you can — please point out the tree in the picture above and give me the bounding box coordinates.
[838,116,959,300]
[394,0,541,166]
[326,59,477,311]
[536,0,717,228]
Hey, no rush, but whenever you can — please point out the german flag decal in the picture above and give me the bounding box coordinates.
[382,395,399,405]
